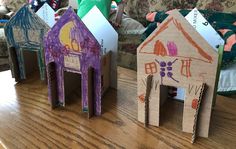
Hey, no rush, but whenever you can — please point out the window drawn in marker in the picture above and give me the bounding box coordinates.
[155,58,179,84]
[181,58,192,78]
[145,62,157,74]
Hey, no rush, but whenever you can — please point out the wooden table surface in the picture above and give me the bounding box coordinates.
[0,67,236,149]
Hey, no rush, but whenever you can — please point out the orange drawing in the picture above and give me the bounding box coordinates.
[139,17,213,63]
[181,59,192,78]
[145,62,157,74]
[138,93,145,103]
[154,40,167,56]
[139,17,174,52]
[173,19,213,63]
[192,98,198,109]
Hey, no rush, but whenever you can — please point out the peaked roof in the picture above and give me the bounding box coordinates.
[5,4,48,30]
[4,4,49,47]
[138,10,218,63]
[46,7,100,54]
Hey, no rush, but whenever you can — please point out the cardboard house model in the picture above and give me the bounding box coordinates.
[4,4,50,81]
[44,8,113,117]
[137,10,218,142]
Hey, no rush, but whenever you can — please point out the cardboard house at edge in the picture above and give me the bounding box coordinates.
[44,7,117,117]
[4,4,50,81]
[137,10,219,143]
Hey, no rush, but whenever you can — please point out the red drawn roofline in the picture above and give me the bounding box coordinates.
[139,17,213,63]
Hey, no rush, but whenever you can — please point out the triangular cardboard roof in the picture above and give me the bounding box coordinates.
[4,4,49,47]
[137,10,218,64]
[36,3,56,28]
[45,7,100,58]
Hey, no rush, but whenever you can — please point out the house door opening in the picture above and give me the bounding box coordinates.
[9,47,20,81]
[64,71,82,108]
[159,85,185,131]
[87,67,95,118]
[23,50,39,79]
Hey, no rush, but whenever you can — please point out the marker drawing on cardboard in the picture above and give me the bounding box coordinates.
[36,3,56,28]
[137,10,219,143]
[4,4,50,81]
[45,7,113,117]
[82,6,118,89]
[172,8,225,101]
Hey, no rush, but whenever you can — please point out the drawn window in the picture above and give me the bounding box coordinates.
[145,62,157,74]
[181,59,192,78]
[13,28,25,43]
[64,55,81,71]
[28,29,41,43]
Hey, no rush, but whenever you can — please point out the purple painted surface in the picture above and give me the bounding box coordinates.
[44,7,102,115]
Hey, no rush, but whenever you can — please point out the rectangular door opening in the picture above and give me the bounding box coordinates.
[23,50,39,79]
[64,71,82,108]
[159,85,185,132]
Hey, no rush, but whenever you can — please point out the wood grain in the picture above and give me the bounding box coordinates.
[0,67,236,149]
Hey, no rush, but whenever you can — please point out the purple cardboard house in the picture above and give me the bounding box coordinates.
[44,8,110,117]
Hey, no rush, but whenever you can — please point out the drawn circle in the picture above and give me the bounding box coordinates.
[167,66,172,71]
[167,61,172,66]
[167,72,173,77]
[160,71,165,77]
[161,68,165,72]
[160,61,166,67]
